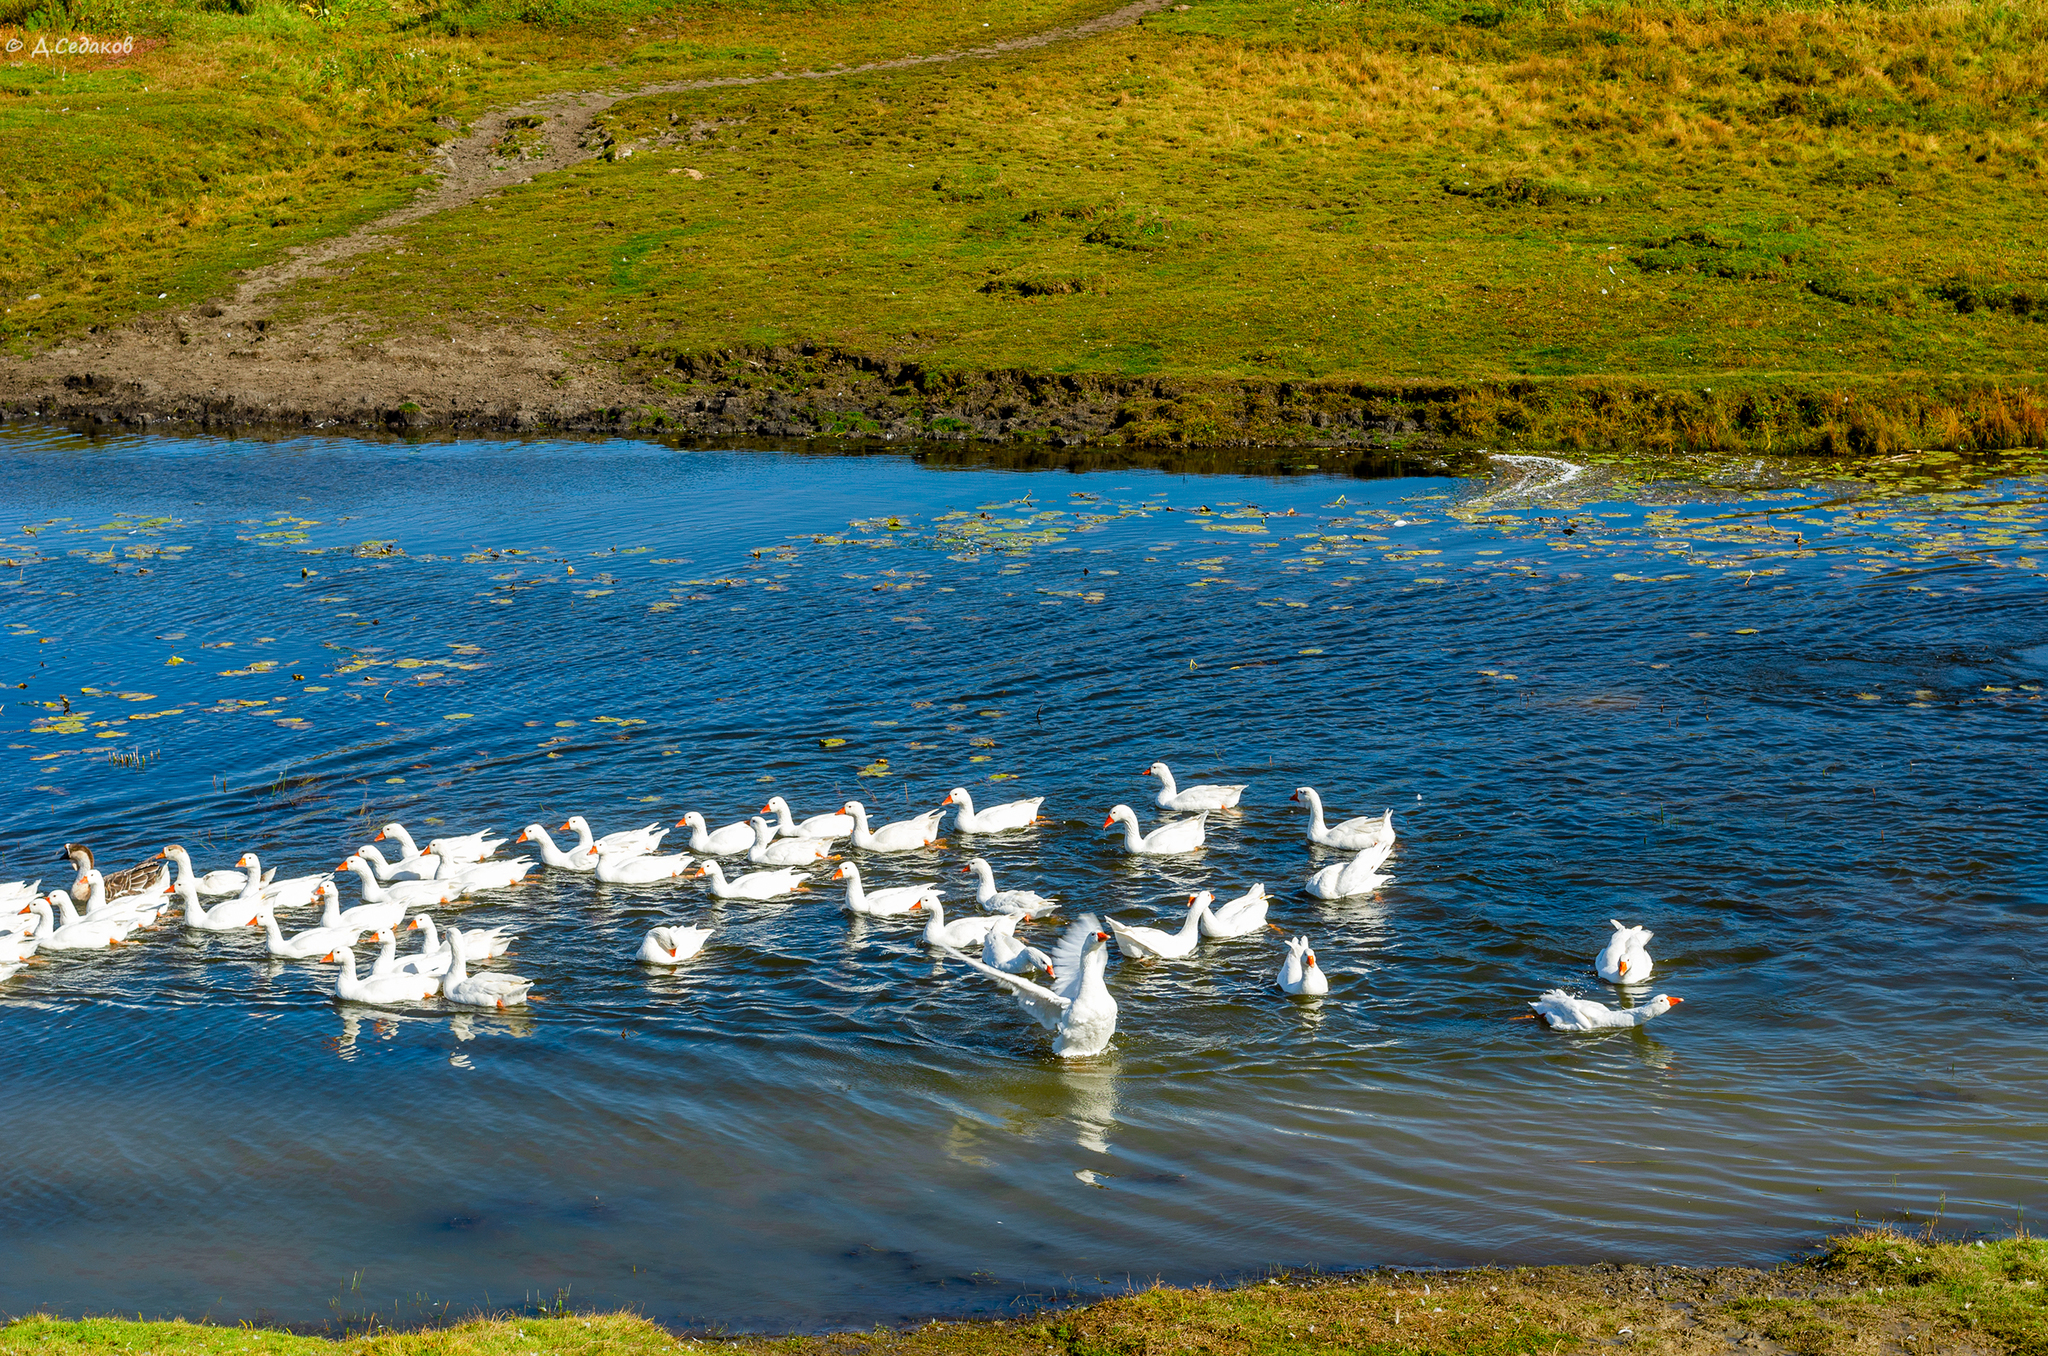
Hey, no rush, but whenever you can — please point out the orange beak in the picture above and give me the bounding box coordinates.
[943,792,954,804]
[1095,931,1110,942]
[1670,996,1686,1004]
[675,819,688,827]
[516,830,529,843]
[1101,815,1114,828]
[1289,791,1300,802]
[1306,953,1318,966]
[908,901,925,911]
[559,821,572,832]
[321,951,336,962]
[1618,960,1629,975]
[410,917,422,929]
[374,829,386,841]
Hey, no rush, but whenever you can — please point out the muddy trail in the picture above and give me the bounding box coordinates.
[0,0,1244,445]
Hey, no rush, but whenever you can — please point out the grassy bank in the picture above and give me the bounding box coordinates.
[4,0,2048,449]
[5,1234,2047,1355]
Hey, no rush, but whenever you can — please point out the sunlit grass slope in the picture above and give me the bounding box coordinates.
[3,1235,2046,1356]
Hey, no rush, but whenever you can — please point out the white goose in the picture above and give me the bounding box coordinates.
[981,912,1053,977]
[944,914,1119,1058]
[1103,805,1207,855]
[160,845,272,897]
[371,823,443,877]
[677,811,756,856]
[747,817,834,866]
[637,923,713,965]
[436,854,536,893]
[563,816,667,858]
[961,858,1059,918]
[332,944,438,1006]
[944,787,1045,834]
[0,958,22,983]
[697,860,810,901]
[841,801,946,853]
[1105,894,1208,960]
[338,854,455,909]
[0,928,37,964]
[442,928,533,1008]
[178,876,264,932]
[1305,840,1394,899]
[256,905,360,961]
[1530,990,1683,1031]
[832,862,936,917]
[236,853,331,912]
[0,880,40,906]
[81,870,171,927]
[1290,787,1394,851]
[1278,935,1329,996]
[594,849,696,884]
[28,896,132,950]
[411,913,515,961]
[761,796,853,842]
[423,829,505,864]
[516,823,596,871]
[1145,761,1246,812]
[354,842,441,882]
[911,896,999,949]
[316,880,405,938]
[370,928,452,978]
[1596,920,1655,985]
[1198,883,1270,938]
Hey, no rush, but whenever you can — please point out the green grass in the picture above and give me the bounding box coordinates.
[5,0,2048,449]
[0,0,1129,349]
[4,1235,2047,1356]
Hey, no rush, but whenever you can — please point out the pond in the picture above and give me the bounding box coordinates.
[0,428,2043,1332]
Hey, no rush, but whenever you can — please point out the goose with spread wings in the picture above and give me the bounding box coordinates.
[941,913,1118,1058]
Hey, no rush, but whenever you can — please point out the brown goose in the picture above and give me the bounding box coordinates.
[61,843,169,901]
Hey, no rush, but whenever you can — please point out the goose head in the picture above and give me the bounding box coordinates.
[748,816,777,843]
[336,853,367,873]
[679,812,707,830]
[159,844,191,865]
[374,822,409,843]
[942,787,971,807]
[1102,805,1138,829]
[962,857,994,881]
[839,801,870,827]
[831,862,859,882]
[561,816,591,835]
[236,851,261,871]
[1188,890,1214,914]
[59,843,93,869]
[761,796,790,816]
[1289,786,1319,806]
[1143,762,1173,782]
[1644,995,1684,1017]
[515,823,549,845]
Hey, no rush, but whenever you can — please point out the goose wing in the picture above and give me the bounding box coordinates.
[943,946,1068,1030]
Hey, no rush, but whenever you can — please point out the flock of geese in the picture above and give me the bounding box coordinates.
[0,762,1683,1057]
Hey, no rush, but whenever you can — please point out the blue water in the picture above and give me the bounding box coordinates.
[0,428,2044,1331]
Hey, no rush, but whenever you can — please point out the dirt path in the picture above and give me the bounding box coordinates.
[0,0,1171,435]
[233,0,1168,312]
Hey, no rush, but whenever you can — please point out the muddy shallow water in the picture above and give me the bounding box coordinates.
[0,429,2043,1331]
